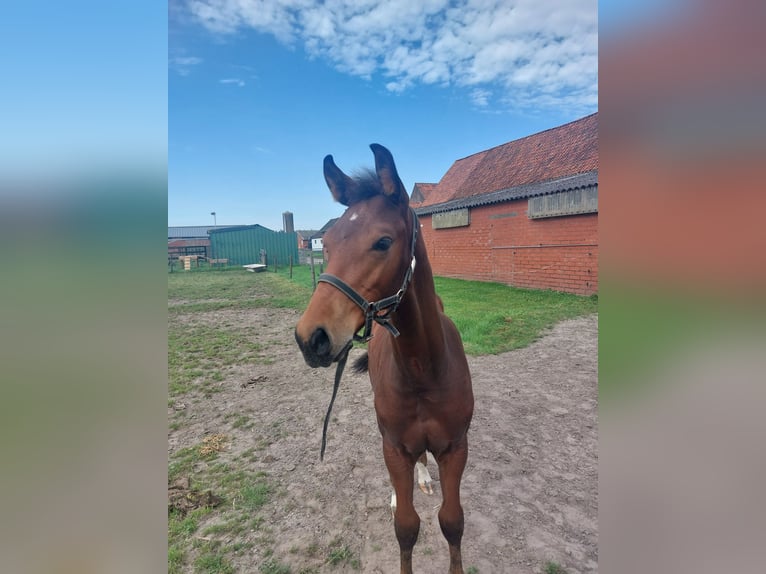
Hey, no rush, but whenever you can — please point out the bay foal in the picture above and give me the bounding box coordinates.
[295,144,474,573]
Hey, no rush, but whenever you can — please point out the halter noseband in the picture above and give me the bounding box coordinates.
[317,208,419,343]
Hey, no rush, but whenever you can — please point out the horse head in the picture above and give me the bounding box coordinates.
[295,144,415,367]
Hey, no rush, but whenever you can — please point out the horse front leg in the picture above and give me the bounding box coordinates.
[383,441,419,574]
[436,439,468,574]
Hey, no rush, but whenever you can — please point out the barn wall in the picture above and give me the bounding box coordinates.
[419,199,598,295]
[168,238,210,259]
[210,228,299,266]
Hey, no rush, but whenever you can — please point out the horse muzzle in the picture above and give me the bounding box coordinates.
[295,326,348,368]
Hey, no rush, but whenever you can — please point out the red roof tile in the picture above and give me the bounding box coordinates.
[411,182,438,203]
[411,113,598,208]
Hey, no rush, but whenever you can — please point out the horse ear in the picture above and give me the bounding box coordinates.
[323,154,356,206]
[370,144,408,205]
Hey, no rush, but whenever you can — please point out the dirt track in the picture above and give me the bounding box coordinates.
[168,308,598,573]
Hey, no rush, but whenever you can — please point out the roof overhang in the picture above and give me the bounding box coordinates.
[413,171,598,216]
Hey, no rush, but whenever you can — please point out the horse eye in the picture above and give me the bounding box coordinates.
[372,237,393,251]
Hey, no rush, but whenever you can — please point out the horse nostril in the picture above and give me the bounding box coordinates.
[310,327,331,357]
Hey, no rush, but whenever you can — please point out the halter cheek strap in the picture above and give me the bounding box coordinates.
[317,209,419,343]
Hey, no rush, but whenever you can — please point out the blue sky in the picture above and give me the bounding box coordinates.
[169,0,598,231]
[0,3,166,180]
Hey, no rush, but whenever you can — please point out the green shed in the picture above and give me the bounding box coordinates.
[209,225,299,267]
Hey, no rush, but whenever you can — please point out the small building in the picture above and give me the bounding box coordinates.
[296,230,319,250]
[168,226,239,260]
[411,113,598,295]
[310,218,339,252]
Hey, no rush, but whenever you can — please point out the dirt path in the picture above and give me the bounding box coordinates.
[169,308,597,573]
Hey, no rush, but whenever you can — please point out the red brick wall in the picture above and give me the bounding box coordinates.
[419,199,598,295]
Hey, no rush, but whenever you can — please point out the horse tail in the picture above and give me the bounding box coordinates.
[352,352,369,374]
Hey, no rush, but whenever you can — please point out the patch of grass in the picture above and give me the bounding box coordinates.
[168,266,267,301]
[225,412,254,430]
[259,558,292,574]
[327,544,358,568]
[194,548,235,574]
[466,567,479,574]
[543,561,567,574]
[169,511,201,538]
[227,541,254,554]
[168,322,265,396]
[305,542,320,558]
[240,480,272,510]
[168,544,184,574]
[169,267,312,313]
[240,447,258,462]
[202,518,247,537]
[433,277,597,355]
[249,516,265,531]
[168,506,213,558]
[273,265,597,356]
[168,444,274,570]
[275,264,322,293]
[168,270,315,398]
[169,445,214,482]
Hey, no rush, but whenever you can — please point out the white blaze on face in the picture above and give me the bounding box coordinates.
[349,211,358,222]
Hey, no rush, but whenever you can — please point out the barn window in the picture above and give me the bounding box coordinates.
[528,187,598,219]
[432,208,470,229]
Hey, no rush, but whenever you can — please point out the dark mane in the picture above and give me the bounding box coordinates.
[347,168,384,205]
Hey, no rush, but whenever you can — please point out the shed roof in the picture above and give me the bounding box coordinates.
[208,224,276,234]
[314,218,339,236]
[168,225,241,239]
[411,113,598,211]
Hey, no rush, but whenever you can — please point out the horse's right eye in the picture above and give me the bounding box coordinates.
[372,237,393,251]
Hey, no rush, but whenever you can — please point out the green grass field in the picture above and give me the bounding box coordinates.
[169,264,597,356]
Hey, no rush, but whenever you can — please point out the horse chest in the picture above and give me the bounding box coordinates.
[372,389,454,453]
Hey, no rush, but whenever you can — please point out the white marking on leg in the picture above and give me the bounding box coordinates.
[390,490,397,518]
[416,461,434,495]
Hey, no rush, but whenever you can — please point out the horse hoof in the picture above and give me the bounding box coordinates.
[418,482,434,495]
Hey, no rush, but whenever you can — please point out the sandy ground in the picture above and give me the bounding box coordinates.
[169,307,597,573]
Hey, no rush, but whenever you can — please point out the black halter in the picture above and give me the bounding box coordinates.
[317,208,419,343]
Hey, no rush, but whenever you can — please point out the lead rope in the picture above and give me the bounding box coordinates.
[320,341,353,461]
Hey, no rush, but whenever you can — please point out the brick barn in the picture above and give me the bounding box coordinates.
[411,113,598,295]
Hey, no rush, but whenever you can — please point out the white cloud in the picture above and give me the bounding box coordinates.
[219,78,245,87]
[186,0,597,112]
[169,56,203,76]
[471,88,492,107]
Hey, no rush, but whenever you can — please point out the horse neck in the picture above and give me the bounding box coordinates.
[389,234,446,361]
